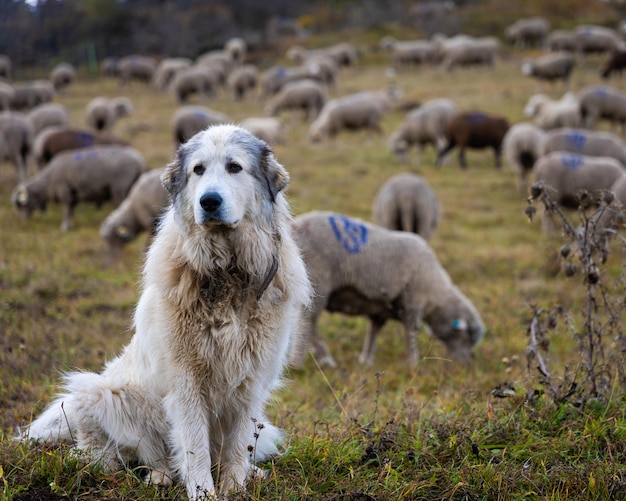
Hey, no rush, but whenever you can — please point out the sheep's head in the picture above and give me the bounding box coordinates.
[11,185,45,217]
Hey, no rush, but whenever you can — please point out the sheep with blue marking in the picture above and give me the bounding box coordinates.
[532,151,625,233]
[578,85,626,130]
[542,128,626,167]
[290,211,484,368]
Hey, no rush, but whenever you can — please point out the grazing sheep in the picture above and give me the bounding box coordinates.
[118,55,157,86]
[435,111,510,169]
[372,173,441,240]
[27,103,71,136]
[502,122,547,193]
[437,35,500,71]
[11,145,146,231]
[152,57,193,91]
[532,152,625,233]
[11,81,54,111]
[542,128,626,167]
[523,92,581,130]
[547,29,577,52]
[33,127,128,168]
[505,17,550,48]
[0,54,12,80]
[100,167,170,260]
[309,88,401,142]
[100,57,120,78]
[290,211,484,368]
[224,37,247,64]
[171,105,230,147]
[169,66,218,103]
[239,117,285,145]
[0,82,14,111]
[288,42,358,68]
[0,113,34,182]
[521,52,575,88]
[265,79,327,121]
[380,37,438,68]
[227,64,258,100]
[574,25,625,55]
[85,96,133,133]
[259,65,321,98]
[50,62,76,92]
[578,85,626,130]
[388,98,457,164]
[601,49,626,79]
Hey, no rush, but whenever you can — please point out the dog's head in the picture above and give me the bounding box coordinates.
[162,124,289,228]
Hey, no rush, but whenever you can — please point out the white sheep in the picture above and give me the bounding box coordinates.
[169,65,219,103]
[227,64,258,100]
[27,103,71,136]
[380,37,438,69]
[577,85,626,130]
[523,92,581,130]
[259,65,322,98]
[547,29,577,52]
[265,79,327,121]
[502,122,547,193]
[100,167,170,260]
[436,35,500,71]
[0,54,12,80]
[224,37,247,64]
[171,105,230,147]
[11,145,146,231]
[289,211,484,368]
[521,52,575,89]
[85,96,133,133]
[0,81,14,110]
[372,173,441,241]
[532,152,625,233]
[573,25,625,55]
[118,55,157,86]
[0,112,34,182]
[11,80,54,111]
[388,98,457,164]
[152,57,193,91]
[239,117,285,145]
[309,87,401,142]
[505,17,550,48]
[543,128,626,167]
[49,62,76,92]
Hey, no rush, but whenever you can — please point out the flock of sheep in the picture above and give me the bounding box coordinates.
[3,14,626,366]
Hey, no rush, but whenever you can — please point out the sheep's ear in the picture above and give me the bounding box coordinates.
[260,146,289,203]
[161,149,186,198]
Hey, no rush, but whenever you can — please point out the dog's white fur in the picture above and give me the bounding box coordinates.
[20,125,311,499]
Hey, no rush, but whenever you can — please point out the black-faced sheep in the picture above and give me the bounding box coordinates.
[521,52,575,88]
[435,111,510,169]
[239,117,285,146]
[11,145,146,231]
[50,63,76,92]
[505,17,550,48]
[27,103,71,136]
[85,96,133,133]
[578,85,626,130]
[265,79,327,121]
[542,128,626,167]
[309,88,401,142]
[0,112,34,182]
[100,167,170,260]
[502,122,547,193]
[523,92,581,130]
[33,127,129,168]
[372,173,440,241]
[226,64,258,100]
[118,55,157,86]
[601,49,626,79]
[388,98,457,164]
[532,152,625,233]
[171,105,230,147]
[289,211,484,368]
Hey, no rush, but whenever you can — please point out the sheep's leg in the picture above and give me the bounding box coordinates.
[61,201,77,232]
[458,147,468,169]
[434,141,455,167]
[494,146,502,169]
[358,318,385,366]
[403,325,420,368]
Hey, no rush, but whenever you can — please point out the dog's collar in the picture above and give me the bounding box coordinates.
[257,254,279,301]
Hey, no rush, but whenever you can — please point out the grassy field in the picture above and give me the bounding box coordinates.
[1,38,626,500]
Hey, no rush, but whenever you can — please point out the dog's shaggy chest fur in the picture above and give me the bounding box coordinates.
[20,125,311,500]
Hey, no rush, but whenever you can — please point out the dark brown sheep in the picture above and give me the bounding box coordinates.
[435,111,510,169]
[601,49,626,79]
[34,127,128,168]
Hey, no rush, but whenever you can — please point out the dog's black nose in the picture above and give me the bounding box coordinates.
[199,192,222,213]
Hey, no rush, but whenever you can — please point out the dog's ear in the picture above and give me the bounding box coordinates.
[161,149,186,198]
[260,146,289,203]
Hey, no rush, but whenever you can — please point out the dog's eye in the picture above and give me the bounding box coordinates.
[226,162,242,174]
[193,164,205,175]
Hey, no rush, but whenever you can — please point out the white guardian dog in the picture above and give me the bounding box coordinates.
[20,125,312,499]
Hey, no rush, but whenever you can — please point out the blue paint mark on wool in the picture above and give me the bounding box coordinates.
[466,112,487,124]
[564,131,586,150]
[561,153,584,170]
[329,214,368,254]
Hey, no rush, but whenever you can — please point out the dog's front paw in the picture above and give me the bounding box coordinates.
[144,467,173,487]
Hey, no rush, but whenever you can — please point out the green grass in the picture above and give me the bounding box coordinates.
[1,34,626,500]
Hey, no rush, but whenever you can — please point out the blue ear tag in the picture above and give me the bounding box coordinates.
[453,319,467,330]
